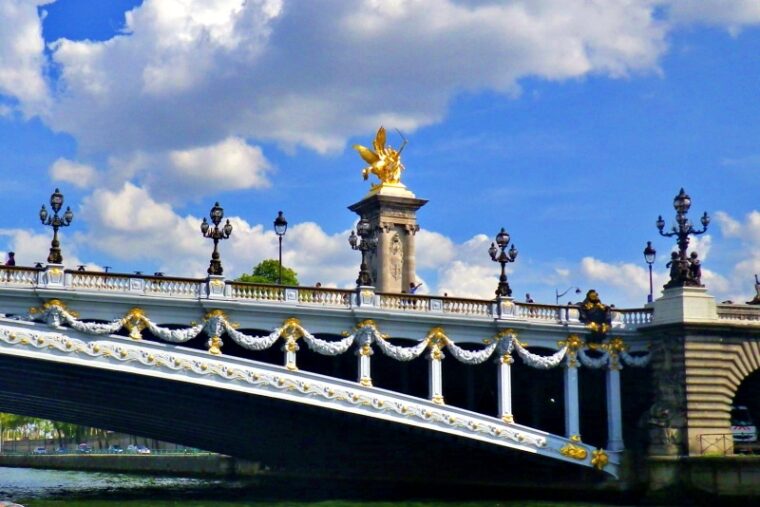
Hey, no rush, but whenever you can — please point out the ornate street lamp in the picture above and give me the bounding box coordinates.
[643,241,657,303]
[555,286,581,306]
[656,188,709,288]
[273,211,288,285]
[348,217,378,287]
[488,227,518,297]
[39,188,74,264]
[200,202,233,276]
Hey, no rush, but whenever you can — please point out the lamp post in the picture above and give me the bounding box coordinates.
[273,211,288,285]
[348,217,378,287]
[555,286,581,306]
[643,241,656,303]
[39,188,74,264]
[200,202,233,276]
[656,188,710,288]
[488,227,518,297]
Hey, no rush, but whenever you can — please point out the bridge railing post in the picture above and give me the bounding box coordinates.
[494,296,516,319]
[206,275,226,299]
[40,264,65,289]
[355,286,376,308]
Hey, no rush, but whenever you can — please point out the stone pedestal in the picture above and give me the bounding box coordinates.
[651,286,718,325]
[348,188,427,294]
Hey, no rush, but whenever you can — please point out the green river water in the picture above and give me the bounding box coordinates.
[0,467,675,506]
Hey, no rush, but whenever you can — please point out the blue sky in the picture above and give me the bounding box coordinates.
[1,0,760,307]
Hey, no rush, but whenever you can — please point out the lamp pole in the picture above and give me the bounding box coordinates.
[656,188,710,288]
[273,211,288,285]
[200,202,233,276]
[39,188,74,264]
[488,227,518,297]
[349,217,378,287]
[555,286,581,306]
[644,241,657,303]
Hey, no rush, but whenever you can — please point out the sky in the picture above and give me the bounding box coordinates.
[1,0,760,308]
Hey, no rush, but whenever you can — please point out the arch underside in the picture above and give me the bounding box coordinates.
[0,320,617,482]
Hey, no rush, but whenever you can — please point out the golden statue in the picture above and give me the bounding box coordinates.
[353,126,407,190]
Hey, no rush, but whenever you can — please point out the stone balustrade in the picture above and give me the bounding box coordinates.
[0,265,656,329]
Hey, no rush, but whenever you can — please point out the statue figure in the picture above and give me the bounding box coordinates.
[688,251,702,286]
[353,126,407,189]
[747,274,760,305]
[577,289,612,341]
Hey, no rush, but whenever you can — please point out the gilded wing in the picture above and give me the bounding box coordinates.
[373,126,386,153]
[353,144,380,165]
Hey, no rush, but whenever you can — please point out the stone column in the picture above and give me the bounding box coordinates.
[348,191,427,294]
[606,352,624,452]
[564,358,580,439]
[403,224,420,289]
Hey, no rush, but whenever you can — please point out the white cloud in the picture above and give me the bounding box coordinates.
[0,227,92,270]
[0,0,52,115]
[50,158,98,188]
[37,0,672,159]
[666,0,760,34]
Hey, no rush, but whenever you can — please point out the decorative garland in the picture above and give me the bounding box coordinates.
[25,300,649,370]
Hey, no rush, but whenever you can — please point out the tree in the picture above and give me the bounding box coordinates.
[237,259,299,286]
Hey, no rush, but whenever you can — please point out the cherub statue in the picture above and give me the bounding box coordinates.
[353,126,407,188]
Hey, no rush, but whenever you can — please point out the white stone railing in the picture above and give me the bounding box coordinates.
[297,287,352,307]
[377,293,431,312]
[716,304,760,323]
[226,282,285,302]
[613,308,653,326]
[443,296,492,317]
[0,266,40,286]
[514,303,560,321]
[0,265,657,329]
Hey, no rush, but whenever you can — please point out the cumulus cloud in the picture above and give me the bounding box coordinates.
[0,0,52,115]
[39,0,673,158]
[0,227,92,270]
[666,0,760,34]
[50,158,98,188]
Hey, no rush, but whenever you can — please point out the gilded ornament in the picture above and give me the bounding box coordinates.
[502,414,514,424]
[500,353,513,365]
[559,443,588,460]
[432,394,444,405]
[359,376,373,387]
[353,126,408,191]
[123,308,148,340]
[207,336,223,355]
[558,334,584,352]
[591,449,609,470]
[570,434,582,442]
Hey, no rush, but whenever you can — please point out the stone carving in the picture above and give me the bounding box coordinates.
[577,290,611,343]
[647,339,686,455]
[390,233,403,281]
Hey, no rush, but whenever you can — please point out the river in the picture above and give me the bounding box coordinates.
[0,467,669,506]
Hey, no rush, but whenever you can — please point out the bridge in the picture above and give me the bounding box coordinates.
[1,180,759,490]
[0,262,663,481]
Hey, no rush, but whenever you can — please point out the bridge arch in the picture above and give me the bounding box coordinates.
[683,335,760,452]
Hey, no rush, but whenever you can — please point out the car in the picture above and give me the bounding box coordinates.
[77,443,92,454]
[731,405,758,443]
[32,446,47,455]
[126,444,138,453]
[55,447,68,454]
[108,445,124,454]
[136,446,151,455]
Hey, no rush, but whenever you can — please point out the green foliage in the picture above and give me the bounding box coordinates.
[237,259,298,286]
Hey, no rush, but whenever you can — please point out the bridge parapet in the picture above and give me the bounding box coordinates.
[0,266,653,335]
